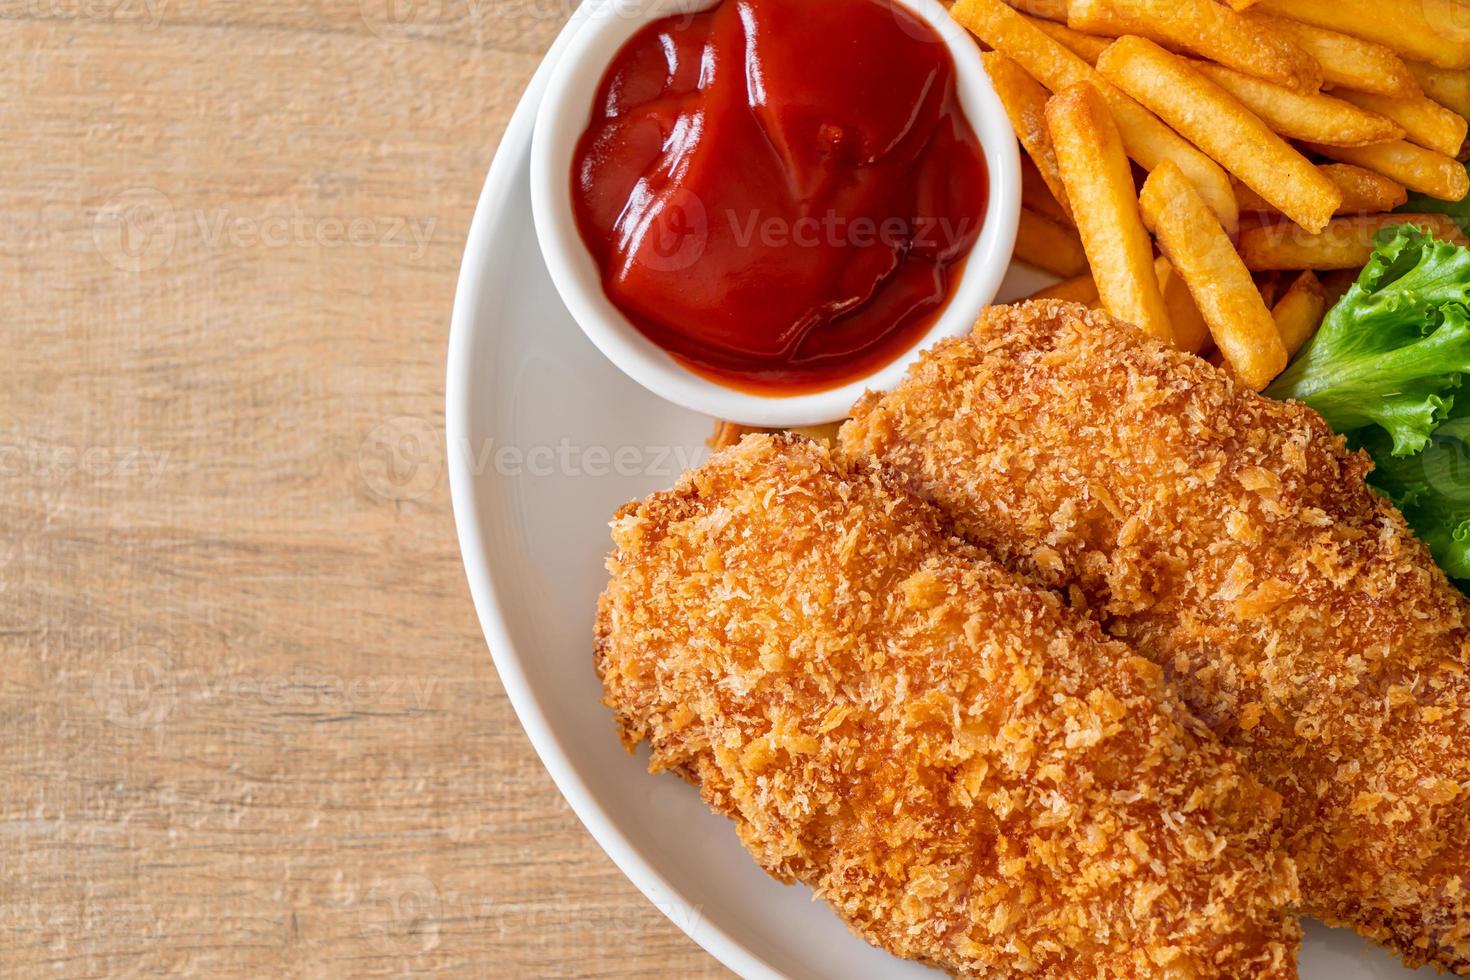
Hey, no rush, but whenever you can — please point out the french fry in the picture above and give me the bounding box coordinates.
[1332,91,1469,157]
[1002,0,1068,21]
[1025,272,1100,305]
[1252,0,1470,70]
[1140,161,1286,389]
[790,422,843,444]
[1021,154,1073,225]
[1046,83,1173,343]
[1247,14,1422,98]
[1304,140,1470,201]
[1408,62,1470,120]
[1015,207,1090,277]
[1234,164,1408,215]
[707,419,759,451]
[1155,256,1211,354]
[1237,213,1470,269]
[1314,165,1411,214]
[1272,271,1328,357]
[1029,17,1111,65]
[1097,37,1341,232]
[1189,61,1403,146]
[983,52,1073,218]
[1069,0,1322,91]
[950,0,1240,230]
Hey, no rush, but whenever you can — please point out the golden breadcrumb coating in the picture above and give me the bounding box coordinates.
[841,300,1470,973]
[596,434,1299,979]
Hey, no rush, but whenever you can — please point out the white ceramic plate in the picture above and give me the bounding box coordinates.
[446,10,1437,978]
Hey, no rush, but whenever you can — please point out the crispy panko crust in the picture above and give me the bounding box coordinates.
[841,300,1470,973]
[596,434,1299,979]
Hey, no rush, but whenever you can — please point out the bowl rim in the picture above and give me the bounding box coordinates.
[528,0,1020,427]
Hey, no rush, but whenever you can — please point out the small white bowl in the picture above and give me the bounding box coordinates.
[530,0,1020,427]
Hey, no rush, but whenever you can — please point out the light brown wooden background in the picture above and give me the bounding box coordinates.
[1,2,729,975]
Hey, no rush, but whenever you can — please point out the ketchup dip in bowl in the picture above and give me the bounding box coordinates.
[531,0,1019,426]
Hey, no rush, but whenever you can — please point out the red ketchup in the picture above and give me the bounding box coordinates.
[570,0,988,393]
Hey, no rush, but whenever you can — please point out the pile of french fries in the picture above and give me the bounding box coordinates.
[959,0,1470,389]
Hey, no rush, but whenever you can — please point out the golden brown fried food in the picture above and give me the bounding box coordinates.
[840,300,1470,973]
[596,434,1300,979]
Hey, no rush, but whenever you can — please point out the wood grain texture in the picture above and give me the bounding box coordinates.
[0,3,730,975]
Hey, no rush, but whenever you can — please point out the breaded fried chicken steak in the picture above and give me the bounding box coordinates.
[596,434,1299,978]
[840,300,1470,972]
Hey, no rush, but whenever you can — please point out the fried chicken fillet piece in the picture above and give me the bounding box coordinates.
[841,300,1470,973]
[595,434,1299,979]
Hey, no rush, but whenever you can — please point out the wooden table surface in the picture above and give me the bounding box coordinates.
[1,3,729,975]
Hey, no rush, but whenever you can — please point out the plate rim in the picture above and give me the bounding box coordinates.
[444,11,1414,980]
[444,11,789,980]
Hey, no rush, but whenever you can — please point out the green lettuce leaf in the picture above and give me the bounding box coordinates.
[1264,226,1470,456]
[1356,397,1470,582]
[1400,161,1470,238]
